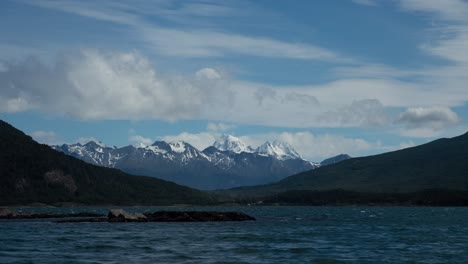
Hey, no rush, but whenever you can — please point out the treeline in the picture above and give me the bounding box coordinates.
[0,120,216,206]
[259,189,468,206]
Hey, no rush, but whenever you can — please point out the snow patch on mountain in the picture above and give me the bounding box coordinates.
[213,135,253,154]
[168,141,187,153]
[256,140,302,160]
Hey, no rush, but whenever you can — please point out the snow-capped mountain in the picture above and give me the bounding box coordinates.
[54,141,123,167]
[213,135,253,153]
[256,140,302,160]
[52,136,347,190]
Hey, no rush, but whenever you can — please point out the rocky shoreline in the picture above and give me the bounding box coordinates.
[0,208,256,222]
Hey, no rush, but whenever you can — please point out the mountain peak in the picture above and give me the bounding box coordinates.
[168,141,188,153]
[256,140,302,160]
[213,135,253,153]
[84,141,107,148]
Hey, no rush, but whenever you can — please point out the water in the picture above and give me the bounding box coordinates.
[1,206,468,263]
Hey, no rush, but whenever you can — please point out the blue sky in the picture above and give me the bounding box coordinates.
[1,0,468,161]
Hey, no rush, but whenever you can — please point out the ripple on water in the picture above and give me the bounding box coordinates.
[1,206,468,264]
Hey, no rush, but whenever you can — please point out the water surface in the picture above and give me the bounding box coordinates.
[1,206,467,263]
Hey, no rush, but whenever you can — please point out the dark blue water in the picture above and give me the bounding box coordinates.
[1,206,467,263]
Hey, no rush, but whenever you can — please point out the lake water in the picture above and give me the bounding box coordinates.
[1,206,467,263]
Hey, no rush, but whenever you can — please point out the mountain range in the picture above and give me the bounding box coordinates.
[0,120,214,206]
[52,135,350,190]
[2,119,468,206]
[226,131,468,203]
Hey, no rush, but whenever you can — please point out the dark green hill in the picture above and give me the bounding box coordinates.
[0,120,214,205]
[225,132,468,199]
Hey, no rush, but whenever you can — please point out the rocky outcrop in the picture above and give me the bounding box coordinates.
[1,208,255,222]
[0,208,15,218]
[57,209,255,223]
[108,209,148,222]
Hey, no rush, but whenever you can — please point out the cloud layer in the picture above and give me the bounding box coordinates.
[159,130,397,161]
[0,48,465,133]
[0,50,232,121]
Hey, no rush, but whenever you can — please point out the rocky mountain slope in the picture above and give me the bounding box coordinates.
[0,120,214,206]
[225,131,468,199]
[53,135,344,190]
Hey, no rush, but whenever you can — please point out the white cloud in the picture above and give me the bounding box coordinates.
[2,48,467,130]
[129,135,153,147]
[2,1,468,132]
[195,68,222,80]
[396,106,460,129]
[2,49,468,130]
[395,106,461,137]
[239,132,383,161]
[76,137,99,145]
[159,129,386,161]
[159,132,217,150]
[31,130,63,145]
[0,49,232,121]
[397,0,468,64]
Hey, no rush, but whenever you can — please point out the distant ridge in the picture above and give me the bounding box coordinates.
[0,120,214,206]
[53,134,335,190]
[227,131,468,197]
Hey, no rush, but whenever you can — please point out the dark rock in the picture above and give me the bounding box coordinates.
[0,208,16,218]
[108,209,148,222]
[144,211,256,222]
[4,208,255,223]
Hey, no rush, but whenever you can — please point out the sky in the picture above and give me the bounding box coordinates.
[1,0,468,161]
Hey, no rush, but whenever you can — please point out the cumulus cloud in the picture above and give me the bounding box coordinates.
[129,135,154,147]
[159,132,217,150]
[76,137,100,145]
[2,49,468,130]
[395,106,461,137]
[160,129,386,161]
[396,106,460,129]
[0,49,232,121]
[0,49,397,128]
[195,68,222,80]
[239,132,383,161]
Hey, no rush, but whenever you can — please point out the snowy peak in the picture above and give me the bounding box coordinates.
[168,141,188,153]
[256,140,302,160]
[213,135,253,154]
[84,141,107,149]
